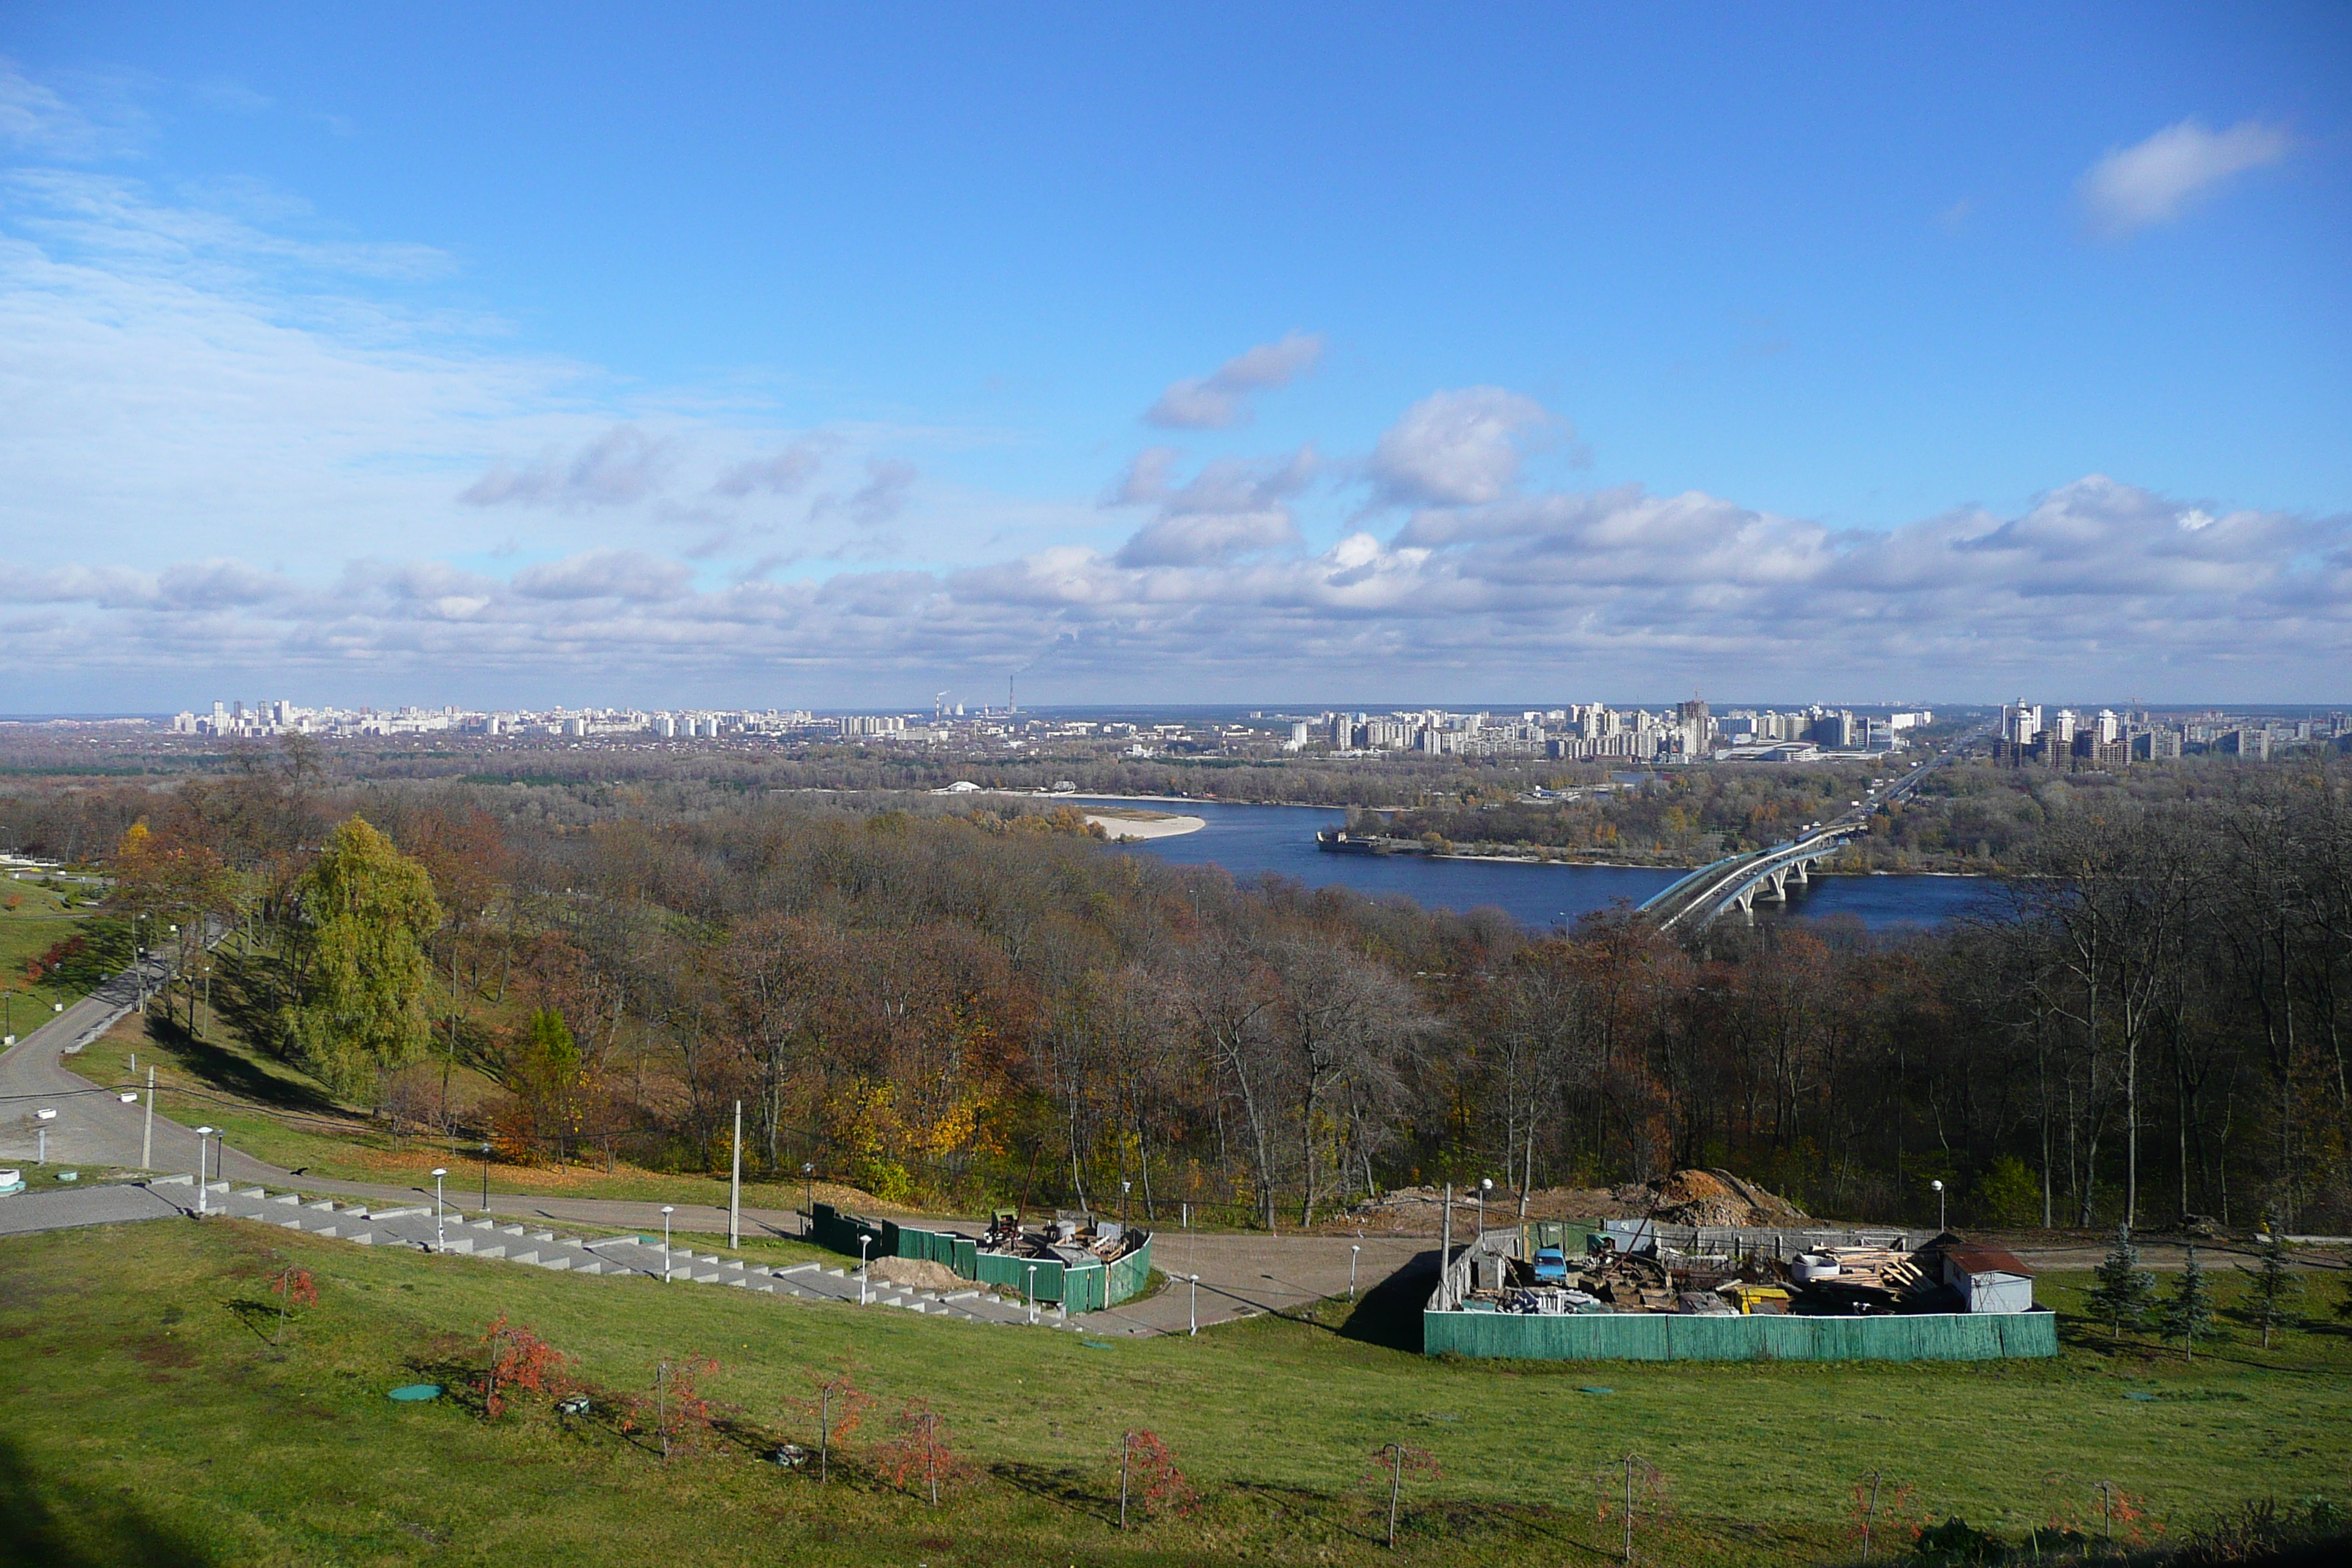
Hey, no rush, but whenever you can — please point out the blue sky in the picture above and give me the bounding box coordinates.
[2,3,2346,709]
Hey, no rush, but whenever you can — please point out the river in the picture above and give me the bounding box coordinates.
[1074,798,2000,932]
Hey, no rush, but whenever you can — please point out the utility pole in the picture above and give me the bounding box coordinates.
[729,1099,743,1250]
[141,1066,155,1170]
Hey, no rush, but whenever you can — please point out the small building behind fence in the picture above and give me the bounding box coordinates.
[807,1202,1154,1313]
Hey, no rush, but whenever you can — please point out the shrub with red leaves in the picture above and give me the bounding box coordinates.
[478,1314,576,1420]
[1114,1428,1198,1528]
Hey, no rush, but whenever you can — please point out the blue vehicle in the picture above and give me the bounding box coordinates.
[1533,1246,1569,1283]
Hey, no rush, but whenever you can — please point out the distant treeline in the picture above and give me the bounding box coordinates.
[5,745,2349,1232]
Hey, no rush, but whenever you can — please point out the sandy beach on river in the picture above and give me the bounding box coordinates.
[1085,808,1206,840]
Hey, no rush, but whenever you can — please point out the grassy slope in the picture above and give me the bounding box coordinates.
[70,1009,900,1220]
[1,1217,2343,1568]
[1,876,107,1019]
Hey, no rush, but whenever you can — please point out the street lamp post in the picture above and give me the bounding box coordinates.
[1120,1179,1131,1229]
[728,1099,742,1251]
[1188,1273,1199,1336]
[802,1163,815,1237]
[431,1168,448,1250]
[859,1235,873,1305]
[480,1143,492,1210]
[1025,1263,1037,1324]
[660,1205,676,1283]
[1478,1177,1492,1243]
[1350,1244,1362,1303]
[1931,1180,1945,1233]
[195,1126,216,1215]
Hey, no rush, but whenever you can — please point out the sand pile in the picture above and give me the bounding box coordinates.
[864,1256,966,1292]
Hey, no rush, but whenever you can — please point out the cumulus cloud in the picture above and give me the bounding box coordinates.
[1112,447,1314,567]
[2080,118,2293,236]
[462,425,674,509]
[1368,387,1562,508]
[1145,330,1324,429]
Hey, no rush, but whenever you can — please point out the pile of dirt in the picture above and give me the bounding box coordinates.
[1631,1169,1809,1229]
[1325,1169,1807,1235]
[864,1256,965,1292]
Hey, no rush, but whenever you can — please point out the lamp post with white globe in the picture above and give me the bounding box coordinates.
[431,1168,448,1250]
[192,1126,218,1215]
[660,1205,676,1283]
[1931,1179,1946,1233]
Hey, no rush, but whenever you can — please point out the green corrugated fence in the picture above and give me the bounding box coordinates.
[807,1205,1154,1309]
[1423,1307,2058,1362]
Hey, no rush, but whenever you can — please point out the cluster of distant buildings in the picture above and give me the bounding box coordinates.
[169,698,1109,752]
[1990,701,2348,769]
[157,695,2345,772]
[175,699,831,741]
[1284,701,1932,765]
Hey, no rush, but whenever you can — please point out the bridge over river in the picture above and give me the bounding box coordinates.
[1635,727,1983,934]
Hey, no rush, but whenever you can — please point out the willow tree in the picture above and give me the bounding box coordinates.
[281,816,443,1099]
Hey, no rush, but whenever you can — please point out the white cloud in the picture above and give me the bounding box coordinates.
[1368,387,1561,508]
[2079,118,2293,236]
[1112,447,1314,567]
[511,549,693,602]
[1145,330,1324,429]
[15,472,2340,706]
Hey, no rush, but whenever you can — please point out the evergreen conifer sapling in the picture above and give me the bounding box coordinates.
[2085,1224,2156,1341]
[2237,1218,2299,1349]
[2159,1245,2215,1361]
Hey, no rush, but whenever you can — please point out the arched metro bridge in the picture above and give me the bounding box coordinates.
[1635,827,1859,935]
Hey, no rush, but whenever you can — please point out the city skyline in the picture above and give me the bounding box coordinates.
[4,7,2348,708]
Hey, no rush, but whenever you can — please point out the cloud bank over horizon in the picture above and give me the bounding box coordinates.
[2,53,2345,710]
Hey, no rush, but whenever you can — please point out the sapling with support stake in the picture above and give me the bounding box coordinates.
[799,1364,872,1485]
[1112,1428,1196,1529]
[1366,1441,1439,1550]
[269,1262,317,1346]
[1594,1452,1669,1565]
[1848,1471,1917,1563]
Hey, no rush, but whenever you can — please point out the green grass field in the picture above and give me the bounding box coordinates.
[1,876,113,1025]
[1,1214,2344,1567]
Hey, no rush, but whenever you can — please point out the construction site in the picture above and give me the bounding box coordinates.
[1420,1172,2057,1362]
[807,1201,1155,1314]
